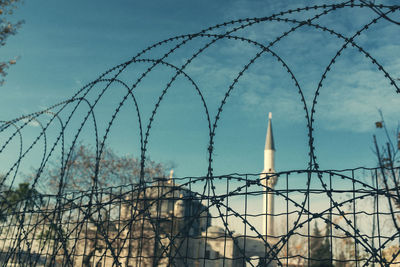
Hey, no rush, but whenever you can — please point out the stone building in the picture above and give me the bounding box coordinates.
[73,177,211,266]
[73,178,278,266]
[73,113,279,267]
[0,113,279,267]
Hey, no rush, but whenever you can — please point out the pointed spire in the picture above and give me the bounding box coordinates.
[168,169,174,184]
[265,112,275,151]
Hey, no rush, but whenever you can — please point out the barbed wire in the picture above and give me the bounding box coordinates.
[1,1,400,266]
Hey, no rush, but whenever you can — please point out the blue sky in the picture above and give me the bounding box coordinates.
[1,0,400,186]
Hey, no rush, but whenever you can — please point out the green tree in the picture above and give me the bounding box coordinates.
[0,0,24,85]
[0,182,42,221]
[309,222,333,267]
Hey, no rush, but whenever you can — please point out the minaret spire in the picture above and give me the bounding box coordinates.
[262,112,277,238]
[265,112,275,151]
[263,112,275,173]
[168,169,174,184]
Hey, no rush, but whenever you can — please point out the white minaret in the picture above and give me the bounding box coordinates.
[262,112,277,238]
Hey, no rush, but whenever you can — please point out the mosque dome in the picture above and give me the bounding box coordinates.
[206,226,225,235]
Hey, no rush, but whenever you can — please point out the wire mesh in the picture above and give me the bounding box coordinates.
[1,170,400,266]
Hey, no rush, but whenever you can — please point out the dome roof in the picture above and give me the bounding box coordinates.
[207,225,225,234]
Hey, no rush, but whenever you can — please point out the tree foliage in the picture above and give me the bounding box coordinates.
[309,222,333,267]
[0,182,42,221]
[37,144,170,193]
[0,0,23,85]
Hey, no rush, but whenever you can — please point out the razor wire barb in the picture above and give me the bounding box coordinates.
[1,1,400,266]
